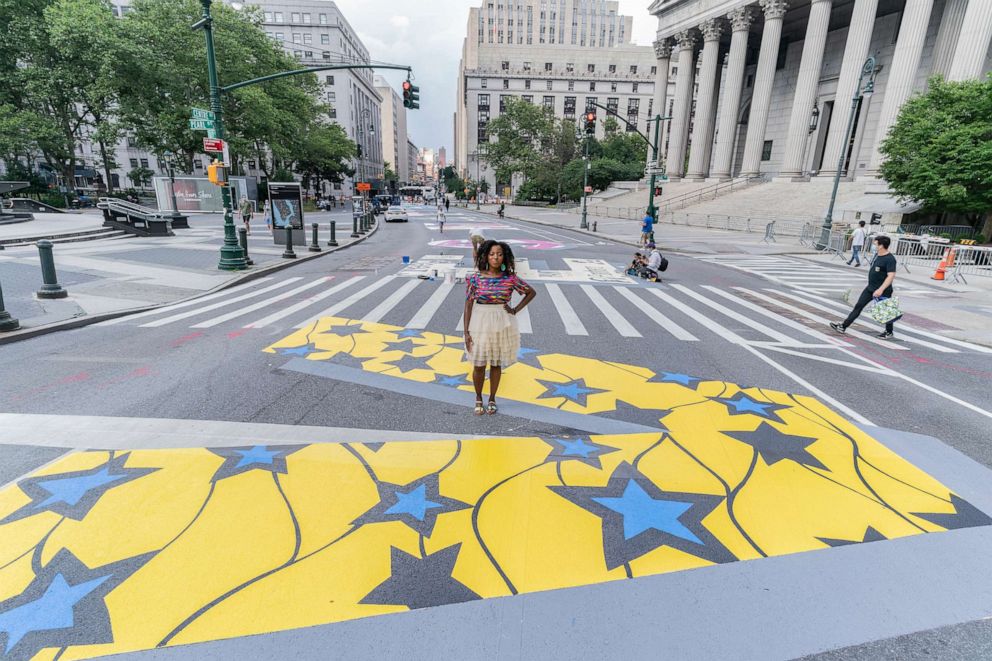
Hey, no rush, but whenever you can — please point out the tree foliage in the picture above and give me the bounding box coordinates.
[880,76,992,228]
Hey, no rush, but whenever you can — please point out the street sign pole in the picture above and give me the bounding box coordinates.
[580,135,590,230]
[196,0,246,271]
[646,114,662,223]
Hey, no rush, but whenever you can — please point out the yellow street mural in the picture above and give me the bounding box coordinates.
[0,317,988,659]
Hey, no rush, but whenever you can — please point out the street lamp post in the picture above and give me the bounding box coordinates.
[645,114,671,222]
[475,147,485,210]
[196,0,247,271]
[818,55,876,250]
[162,151,180,218]
[356,108,374,228]
[580,135,591,230]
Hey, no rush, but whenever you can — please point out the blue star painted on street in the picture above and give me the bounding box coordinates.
[0,454,157,525]
[0,549,151,660]
[384,484,442,521]
[557,438,598,458]
[592,480,701,543]
[208,444,306,482]
[550,461,735,569]
[715,392,788,422]
[397,329,426,338]
[434,373,470,387]
[653,372,702,387]
[352,473,471,536]
[516,346,542,367]
[277,344,315,357]
[0,573,109,653]
[536,378,606,408]
[544,436,619,469]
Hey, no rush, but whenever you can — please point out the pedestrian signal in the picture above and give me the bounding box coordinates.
[584,111,596,135]
[207,159,228,186]
[402,79,420,110]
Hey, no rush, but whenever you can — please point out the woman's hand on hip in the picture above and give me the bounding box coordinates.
[503,304,516,315]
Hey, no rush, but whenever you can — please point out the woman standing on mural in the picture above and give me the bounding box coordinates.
[463,240,536,415]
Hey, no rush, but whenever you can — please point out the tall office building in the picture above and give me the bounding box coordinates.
[374,75,410,185]
[454,1,663,192]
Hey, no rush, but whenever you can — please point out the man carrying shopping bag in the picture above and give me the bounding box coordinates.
[831,235,900,339]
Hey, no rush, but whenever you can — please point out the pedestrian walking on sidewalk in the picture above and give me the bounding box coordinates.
[262,199,271,229]
[464,240,536,416]
[847,220,867,267]
[437,205,446,233]
[641,213,655,247]
[831,235,898,339]
[239,198,253,235]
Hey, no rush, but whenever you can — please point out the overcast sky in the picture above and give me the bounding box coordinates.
[331,0,657,160]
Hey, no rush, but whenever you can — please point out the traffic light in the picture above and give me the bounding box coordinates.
[207,159,228,186]
[356,143,363,158]
[584,111,596,136]
[402,79,420,110]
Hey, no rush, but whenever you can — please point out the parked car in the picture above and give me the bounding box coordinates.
[384,206,409,222]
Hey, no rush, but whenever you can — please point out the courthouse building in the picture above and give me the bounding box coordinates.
[648,0,992,183]
[454,1,669,193]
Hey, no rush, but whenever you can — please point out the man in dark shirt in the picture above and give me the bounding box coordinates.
[831,235,898,338]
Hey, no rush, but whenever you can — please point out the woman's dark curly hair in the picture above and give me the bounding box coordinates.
[475,239,516,275]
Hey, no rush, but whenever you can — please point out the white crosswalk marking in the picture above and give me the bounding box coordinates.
[581,285,641,337]
[407,282,455,329]
[140,278,301,328]
[245,276,364,328]
[96,278,274,326]
[671,284,803,346]
[702,286,840,346]
[613,287,697,341]
[295,277,395,328]
[516,301,532,333]
[644,288,748,344]
[363,279,421,323]
[192,277,333,328]
[546,283,588,336]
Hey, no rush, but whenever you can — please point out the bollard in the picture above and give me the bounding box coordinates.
[358,213,367,235]
[351,213,360,238]
[237,226,254,266]
[309,222,322,252]
[0,281,20,332]
[282,225,297,259]
[327,220,338,246]
[35,240,68,299]
[592,220,597,232]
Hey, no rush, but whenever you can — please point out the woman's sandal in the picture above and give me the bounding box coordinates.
[487,401,498,415]
[474,400,485,416]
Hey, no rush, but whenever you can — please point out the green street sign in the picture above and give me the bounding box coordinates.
[206,128,218,139]
[191,107,215,120]
[189,118,214,131]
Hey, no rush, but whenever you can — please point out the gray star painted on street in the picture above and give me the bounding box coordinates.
[359,544,480,610]
[0,549,152,660]
[535,377,607,408]
[550,461,736,570]
[598,401,672,430]
[207,444,306,482]
[328,352,370,369]
[0,453,157,525]
[723,423,827,471]
[817,526,888,547]
[714,392,789,423]
[910,494,992,530]
[322,323,367,338]
[382,352,438,375]
[543,436,619,470]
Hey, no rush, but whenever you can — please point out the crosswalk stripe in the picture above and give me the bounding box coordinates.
[456,314,464,332]
[516,301,532,333]
[407,282,455,329]
[546,283,588,336]
[191,277,333,328]
[140,278,300,328]
[705,286,841,346]
[671,284,802,346]
[97,277,274,326]
[295,277,395,328]
[614,287,697,341]
[245,276,364,328]
[783,289,990,354]
[747,289,913,352]
[581,285,641,337]
[644,289,748,344]
[362,279,421,323]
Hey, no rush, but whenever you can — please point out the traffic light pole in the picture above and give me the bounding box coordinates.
[198,0,246,271]
[580,135,590,230]
[646,114,663,222]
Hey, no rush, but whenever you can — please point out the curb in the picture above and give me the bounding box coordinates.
[0,220,381,346]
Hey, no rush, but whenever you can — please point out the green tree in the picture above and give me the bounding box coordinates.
[293,122,356,193]
[127,166,154,188]
[484,97,556,185]
[880,76,992,232]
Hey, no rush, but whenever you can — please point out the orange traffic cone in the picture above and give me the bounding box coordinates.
[932,248,949,280]
[946,247,957,268]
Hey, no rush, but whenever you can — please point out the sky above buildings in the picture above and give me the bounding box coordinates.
[332,0,657,159]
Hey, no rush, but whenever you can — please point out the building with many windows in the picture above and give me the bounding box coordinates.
[454,1,664,192]
[407,139,420,185]
[374,75,410,185]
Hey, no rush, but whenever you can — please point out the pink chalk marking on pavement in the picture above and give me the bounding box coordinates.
[428,238,564,251]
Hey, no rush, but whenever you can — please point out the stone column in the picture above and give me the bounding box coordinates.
[665,30,698,179]
[948,0,992,81]
[739,0,790,178]
[710,6,754,181]
[930,0,968,79]
[779,0,833,179]
[819,0,878,177]
[685,20,724,181]
[650,39,673,165]
[866,0,935,173]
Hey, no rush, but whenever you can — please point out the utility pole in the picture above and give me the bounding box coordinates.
[194,0,246,271]
[645,114,665,222]
[580,136,590,230]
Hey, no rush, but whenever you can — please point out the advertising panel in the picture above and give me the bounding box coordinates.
[267,182,304,230]
[153,176,248,213]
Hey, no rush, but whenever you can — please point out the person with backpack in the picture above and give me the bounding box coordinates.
[642,242,667,282]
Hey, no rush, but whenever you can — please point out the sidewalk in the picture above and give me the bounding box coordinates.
[479,203,818,255]
[0,208,372,342]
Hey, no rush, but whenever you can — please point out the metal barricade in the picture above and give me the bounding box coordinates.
[821,229,847,260]
[892,236,952,273]
[948,245,992,284]
[762,221,776,243]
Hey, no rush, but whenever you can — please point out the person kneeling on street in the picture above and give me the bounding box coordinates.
[641,243,666,282]
[628,252,646,275]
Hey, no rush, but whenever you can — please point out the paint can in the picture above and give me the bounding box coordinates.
[402,256,410,264]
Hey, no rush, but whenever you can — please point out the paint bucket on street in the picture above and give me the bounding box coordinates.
[444,267,456,284]
[402,256,410,264]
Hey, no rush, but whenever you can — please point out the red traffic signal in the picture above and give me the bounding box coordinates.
[584,111,596,135]
[402,80,411,91]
